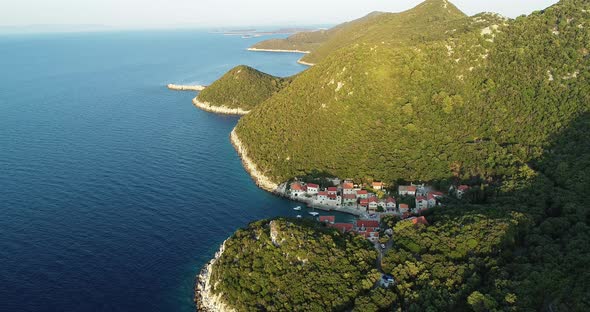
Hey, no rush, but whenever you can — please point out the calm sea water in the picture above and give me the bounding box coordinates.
[0,30,354,312]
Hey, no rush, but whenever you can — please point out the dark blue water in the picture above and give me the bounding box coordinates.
[0,30,354,312]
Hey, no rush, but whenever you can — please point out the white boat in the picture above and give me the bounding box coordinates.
[293,206,302,211]
[309,212,320,217]
[296,215,302,218]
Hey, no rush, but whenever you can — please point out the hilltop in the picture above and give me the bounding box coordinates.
[194,65,292,114]
[250,0,468,64]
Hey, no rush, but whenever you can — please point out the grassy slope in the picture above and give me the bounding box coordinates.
[196,65,292,111]
[250,0,467,64]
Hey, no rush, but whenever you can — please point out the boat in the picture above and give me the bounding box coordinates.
[296,215,302,218]
[293,206,302,211]
[309,212,320,217]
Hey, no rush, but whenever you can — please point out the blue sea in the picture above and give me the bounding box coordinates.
[0,30,354,312]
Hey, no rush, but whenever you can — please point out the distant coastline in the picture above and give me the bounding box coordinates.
[167,84,206,91]
[247,48,315,66]
[246,48,311,54]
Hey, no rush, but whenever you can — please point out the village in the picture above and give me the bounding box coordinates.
[289,179,472,288]
[288,179,471,244]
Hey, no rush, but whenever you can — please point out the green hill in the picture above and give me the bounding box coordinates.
[235,0,588,185]
[250,0,468,64]
[195,65,292,112]
[203,219,380,311]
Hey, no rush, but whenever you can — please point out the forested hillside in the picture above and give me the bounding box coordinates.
[236,0,589,185]
[208,219,379,311]
[196,65,292,111]
[199,0,589,310]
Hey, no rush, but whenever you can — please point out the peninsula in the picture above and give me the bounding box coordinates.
[166,84,206,91]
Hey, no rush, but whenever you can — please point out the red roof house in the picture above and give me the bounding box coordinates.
[291,183,306,191]
[343,182,354,189]
[329,223,354,233]
[356,220,379,229]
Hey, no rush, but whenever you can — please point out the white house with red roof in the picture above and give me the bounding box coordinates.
[342,182,355,195]
[342,194,357,206]
[372,181,384,190]
[359,198,369,209]
[317,191,328,201]
[399,203,410,214]
[356,190,369,199]
[290,182,307,197]
[398,185,417,196]
[368,197,379,212]
[327,186,338,195]
[415,195,428,212]
[386,197,397,212]
[306,183,319,194]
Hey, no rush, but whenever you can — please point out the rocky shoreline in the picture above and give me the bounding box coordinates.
[297,59,315,66]
[247,47,311,54]
[230,128,280,193]
[167,84,207,91]
[246,48,315,66]
[195,239,235,312]
[192,98,250,115]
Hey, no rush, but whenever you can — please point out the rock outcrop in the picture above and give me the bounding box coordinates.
[230,128,279,192]
[192,98,250,115]
[194,239,235,312]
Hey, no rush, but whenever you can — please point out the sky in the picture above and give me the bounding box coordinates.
[0,0,560,30]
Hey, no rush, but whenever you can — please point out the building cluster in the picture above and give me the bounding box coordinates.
[290,181,450,217]
[319,216,381,242]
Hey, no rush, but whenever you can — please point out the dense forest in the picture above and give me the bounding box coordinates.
[196,65,292,111]
[208,219,380,311]
[199,0,589,310]
[236,0,588,185]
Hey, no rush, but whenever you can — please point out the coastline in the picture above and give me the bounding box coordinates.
[192,97,250,115]
[167,84,206,91]
[246,48,311,54]
[246,48,315,66]
[297,59,315,66]
[230,128,280,193]
[195,239,235,312]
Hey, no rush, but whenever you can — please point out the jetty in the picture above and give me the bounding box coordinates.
[166,84,206,91]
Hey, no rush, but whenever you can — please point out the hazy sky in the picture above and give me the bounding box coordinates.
[1,0,559,29]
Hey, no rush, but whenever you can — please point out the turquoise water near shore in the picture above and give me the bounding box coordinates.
[0,30,354,311]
